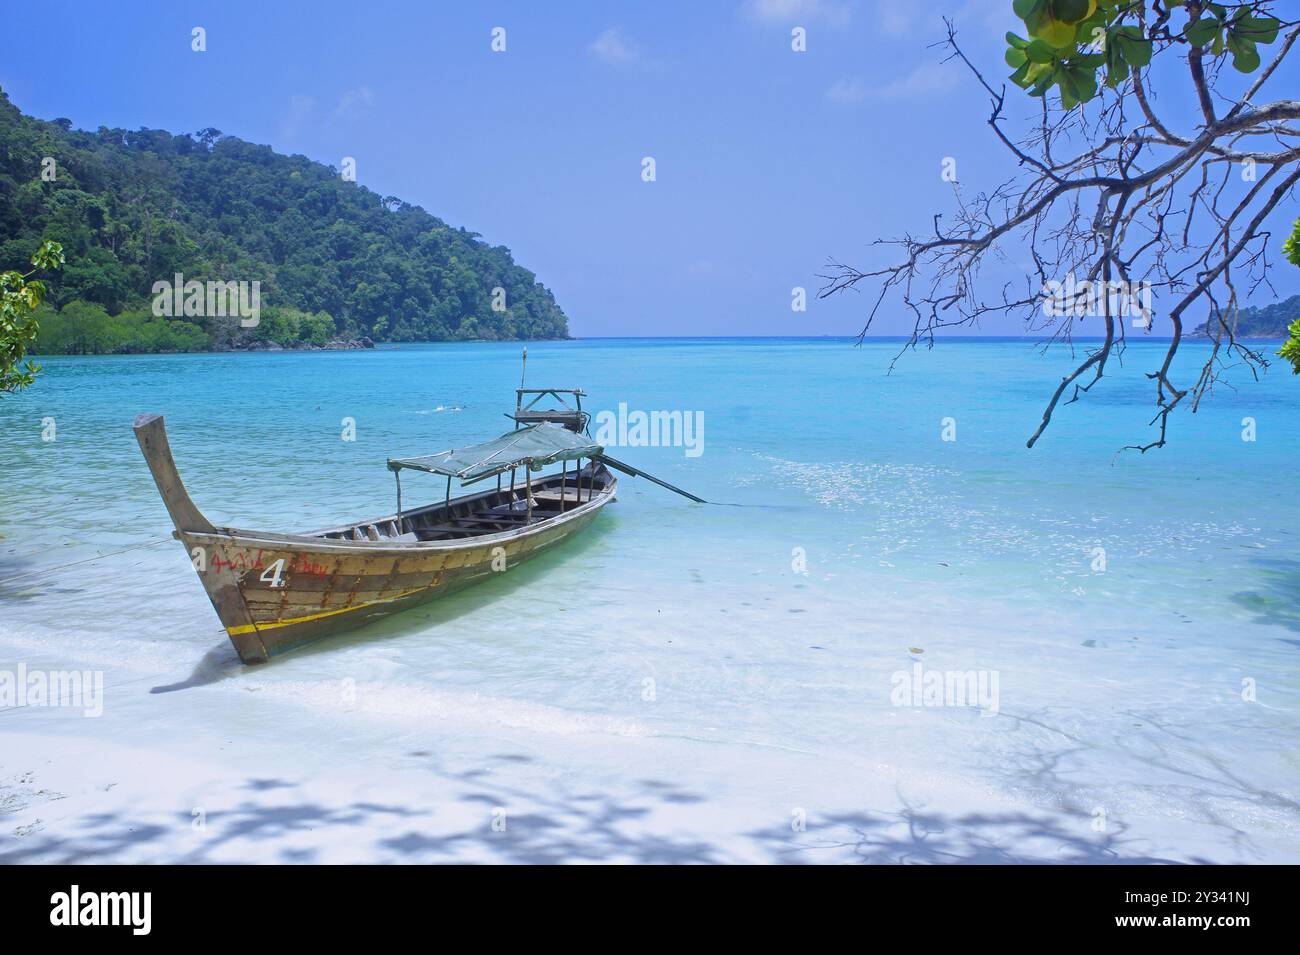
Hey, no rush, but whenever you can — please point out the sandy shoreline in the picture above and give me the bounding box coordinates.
[4,640,1295,864]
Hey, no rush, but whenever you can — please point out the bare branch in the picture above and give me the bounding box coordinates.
[822,7,1300,451]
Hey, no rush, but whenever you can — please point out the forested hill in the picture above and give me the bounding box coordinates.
[0,87,569,351]
[1191,294,1299,339]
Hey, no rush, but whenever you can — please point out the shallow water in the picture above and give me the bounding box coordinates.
[1,338,1297,863]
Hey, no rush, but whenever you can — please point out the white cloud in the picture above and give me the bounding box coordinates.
[334,86,375,119]
[279,88,374,143]
[743,0,851,26]
[826,62,961,104]
[872,0,911,36]
[825,77,869,104]
[874,61,960,99]
[589,27,637,64]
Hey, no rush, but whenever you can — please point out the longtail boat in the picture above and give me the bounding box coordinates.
[134,386,702,664]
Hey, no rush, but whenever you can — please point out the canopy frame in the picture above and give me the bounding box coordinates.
[388,422,602,487]
[512,388,589,432]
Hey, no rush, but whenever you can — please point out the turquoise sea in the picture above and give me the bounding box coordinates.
[1,338,1298,863]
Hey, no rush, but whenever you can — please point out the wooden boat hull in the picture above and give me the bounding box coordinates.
[177,504,608,661]
[134,414,616,663]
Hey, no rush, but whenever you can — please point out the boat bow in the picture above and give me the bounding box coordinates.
[133,413,216,535]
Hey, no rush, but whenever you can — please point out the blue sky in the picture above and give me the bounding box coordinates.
[4,0,1298,336]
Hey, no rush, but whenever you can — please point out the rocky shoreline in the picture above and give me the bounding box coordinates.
[222,337,376,352]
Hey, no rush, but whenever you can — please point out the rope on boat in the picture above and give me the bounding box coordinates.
[0,537,172,587]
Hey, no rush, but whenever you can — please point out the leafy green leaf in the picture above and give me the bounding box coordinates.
[1232,42,1261,72]
[1285,217,1300,267]
[1237,16,1281,44]
[1185,17,1221,48]
[1226,32,1260,72]
[1026,39,1058,63]
[1031,66,1057,95]
[1071,66,1098,102]
[1115,31,1152,67]
[1105,57,1130,88]
[2,243,63,394]
[31,240,65,271]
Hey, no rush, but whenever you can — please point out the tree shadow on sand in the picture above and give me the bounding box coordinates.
[0,769,720,865]
[1,758,1196,864]
[751,805,1185,864]
[0,797,418,865]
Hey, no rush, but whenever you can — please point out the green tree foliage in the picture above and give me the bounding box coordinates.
[1,239,63,393]
[1280,218,1300,372]
[32,301,208,355]
[1007,0,1281,109]
[249,305,337,347]
[0,88,570,351]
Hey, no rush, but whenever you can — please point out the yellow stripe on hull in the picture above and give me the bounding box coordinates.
[226,584,433,635]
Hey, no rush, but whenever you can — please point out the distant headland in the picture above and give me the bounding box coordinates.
[0,87,570,356]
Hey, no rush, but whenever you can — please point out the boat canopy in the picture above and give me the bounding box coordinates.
[388,422,603,484]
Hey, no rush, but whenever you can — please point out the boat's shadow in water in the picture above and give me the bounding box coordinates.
[150,520,618,692]
[1231,556,1300,646]
[0,552,81,603]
